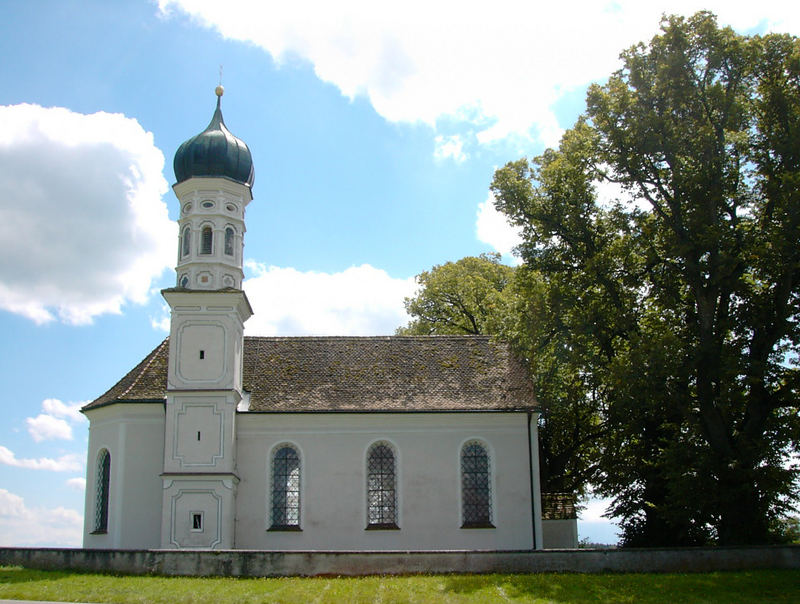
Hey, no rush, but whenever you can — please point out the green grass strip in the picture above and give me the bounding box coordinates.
[1,566,799,603]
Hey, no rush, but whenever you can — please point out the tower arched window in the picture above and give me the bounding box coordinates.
[366,441,398,529]
[93,449,111,533]
[224,227,234,256]
[200,226,213,255]
[461,441,493,528]
[181,226,191,258]
[269,445,301,530]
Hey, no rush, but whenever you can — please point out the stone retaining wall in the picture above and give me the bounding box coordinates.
[1,546,798,577]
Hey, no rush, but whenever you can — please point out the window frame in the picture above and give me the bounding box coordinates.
[181,226,191,258]
[224,226,235,257]
[92,448,111,534]
[268,443,302,532]
[200,225,213,255]
[460,439,495,529]
[365,440,400,530]
[190,511,204,532]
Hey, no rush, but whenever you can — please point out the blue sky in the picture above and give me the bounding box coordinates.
[1,1,797,547]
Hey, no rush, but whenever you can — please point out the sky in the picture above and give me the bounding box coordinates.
[1,0,798,548]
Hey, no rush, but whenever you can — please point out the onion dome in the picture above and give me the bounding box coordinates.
[173,86,254,187]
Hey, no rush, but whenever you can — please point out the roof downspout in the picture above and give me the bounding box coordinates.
[527,411,537,550]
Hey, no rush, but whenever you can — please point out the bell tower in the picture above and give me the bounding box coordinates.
[160,86,254,549]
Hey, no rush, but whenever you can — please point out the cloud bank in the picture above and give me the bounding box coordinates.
[25,399,87,443]
[158,1,800,149]
[243,262,415,336]
[0,489,82,547]
[0,104,174,325]
[0,446,83,472]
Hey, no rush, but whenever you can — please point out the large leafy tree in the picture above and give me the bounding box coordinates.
[587,12,800,545]
[492,12,800,545]
[491,122,654,533]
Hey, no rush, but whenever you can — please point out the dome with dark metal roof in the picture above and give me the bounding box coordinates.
[173,87,254,187]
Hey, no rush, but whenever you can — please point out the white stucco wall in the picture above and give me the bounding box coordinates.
[160,475,238,549]
[234,412,538,551]
[542,519,579,549]
[163,392,239,475]
[163,290,250,394]
[83,403,165,549]
[173,176,252,291]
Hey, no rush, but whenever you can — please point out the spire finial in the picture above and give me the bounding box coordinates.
[215,65,224,98]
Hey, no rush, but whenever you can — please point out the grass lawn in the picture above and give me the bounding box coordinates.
[1,567,799,603]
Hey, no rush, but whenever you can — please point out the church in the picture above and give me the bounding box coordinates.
[81,88,556,551]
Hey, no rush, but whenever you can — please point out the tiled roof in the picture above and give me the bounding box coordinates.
[87,338,171,407]
[84,336,536,412]
[542,492,578,520]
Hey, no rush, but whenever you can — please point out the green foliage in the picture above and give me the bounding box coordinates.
[2,567,800,604]
[585,11,800,545]
[772,516,800,544]
[397,253,514,336]
[489,11,800,546]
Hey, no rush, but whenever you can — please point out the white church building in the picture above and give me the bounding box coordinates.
[81,89,551,551]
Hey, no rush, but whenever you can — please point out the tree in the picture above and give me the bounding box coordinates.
[397,253,513,336]
[587,12,800,545]
[492,12,800,545]
[491,122,681,540]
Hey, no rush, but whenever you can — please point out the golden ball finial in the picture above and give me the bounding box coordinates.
[215,85,224,97]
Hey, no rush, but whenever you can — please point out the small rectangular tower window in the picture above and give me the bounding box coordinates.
[191,512,203,532]
[201,226,213,254]
[199,350,205,359]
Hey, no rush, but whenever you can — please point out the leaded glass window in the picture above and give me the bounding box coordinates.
[94,449,110,533]
[224,227,234,256]
[181,226,191,258]
[367,442,398,529]
[270,445,301,530]
[461,441,493,528]
[200,226,213,254]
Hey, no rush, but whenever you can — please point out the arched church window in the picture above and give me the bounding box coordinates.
[460,440,493,528]
[366,441,398,529]
[269,445,301,530]
[181,226,191,258]
[93,449,111,533]
[224,227,234,256]
[200,226,213,255]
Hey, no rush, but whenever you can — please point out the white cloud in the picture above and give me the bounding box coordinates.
[41,398,86,424]
[243,262,415,336]
[434,135,467,163]
[26,415,73,442]
[0,445,83,472]
[594,177,630,209]
[0,489,82,547]
[0,104,174,325]
[67,477,86,491]
[25,398,87,443]
[150,302,171,332]
[157,1,800,151]
[579,496,616,523]
[476,193,522,261]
